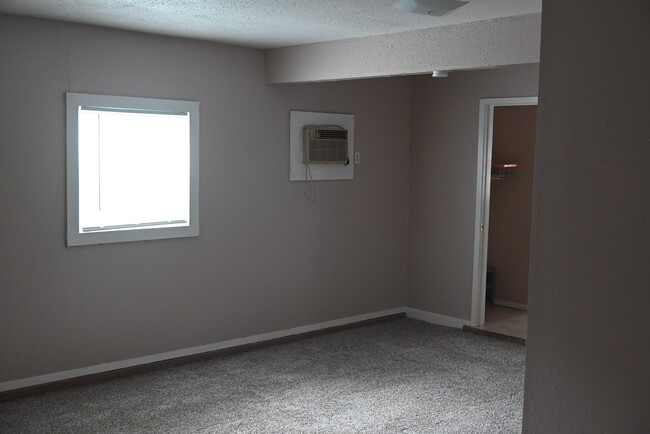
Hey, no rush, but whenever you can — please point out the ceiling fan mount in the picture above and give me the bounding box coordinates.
[393,0,470,17]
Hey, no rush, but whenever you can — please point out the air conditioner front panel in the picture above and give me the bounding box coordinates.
[303,126,349,164]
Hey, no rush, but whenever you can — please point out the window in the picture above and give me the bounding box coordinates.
[66,93,199,246]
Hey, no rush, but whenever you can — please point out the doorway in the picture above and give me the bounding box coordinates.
[470,97,538,337]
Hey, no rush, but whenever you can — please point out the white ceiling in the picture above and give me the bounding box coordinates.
[0,0,542,49]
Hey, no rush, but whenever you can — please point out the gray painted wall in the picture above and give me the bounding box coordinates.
[0,14,411,382]
[523,0,650,431]
[408,64,539,320]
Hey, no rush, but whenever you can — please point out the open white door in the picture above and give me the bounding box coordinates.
[470,96,538,326]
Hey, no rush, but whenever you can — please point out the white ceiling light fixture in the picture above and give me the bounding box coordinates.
[432,70,449,77]
[393,0,470,17]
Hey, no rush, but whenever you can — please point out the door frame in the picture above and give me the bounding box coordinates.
[470,96,538,327]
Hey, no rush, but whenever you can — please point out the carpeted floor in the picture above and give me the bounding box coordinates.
[0,319,525,433]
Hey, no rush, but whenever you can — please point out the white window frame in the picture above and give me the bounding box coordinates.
[66,93,199,246]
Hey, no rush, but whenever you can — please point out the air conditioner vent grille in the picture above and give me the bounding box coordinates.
[316,129,347,140]
[303,126,349,165]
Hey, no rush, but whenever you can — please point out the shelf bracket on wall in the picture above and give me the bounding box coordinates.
[491,162,520,180]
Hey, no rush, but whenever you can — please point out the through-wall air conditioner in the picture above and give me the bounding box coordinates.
[303,125,349,165]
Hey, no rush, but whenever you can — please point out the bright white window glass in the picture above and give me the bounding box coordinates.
[78,109,190,231]
[66,93,199,246]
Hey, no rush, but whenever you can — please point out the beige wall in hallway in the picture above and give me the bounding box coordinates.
[408,64,539,320]
[523,0,650,430]
[487,105,537,307]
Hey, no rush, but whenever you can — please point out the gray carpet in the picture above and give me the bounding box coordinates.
[0,319,525,433]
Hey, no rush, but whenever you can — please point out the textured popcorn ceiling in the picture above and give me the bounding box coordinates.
[0,0,541,49]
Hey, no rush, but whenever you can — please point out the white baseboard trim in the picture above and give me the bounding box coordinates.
[493,299,528,311]
[405,308,470,329]
[0,307,406,393]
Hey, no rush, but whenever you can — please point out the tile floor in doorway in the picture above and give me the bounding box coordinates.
[476,305,528,340]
